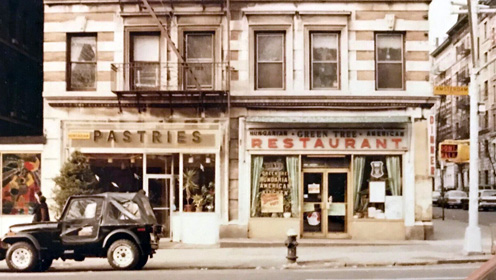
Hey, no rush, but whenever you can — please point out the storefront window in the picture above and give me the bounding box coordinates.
[86,154,143,192]
[251,155,299,218]
[2,153,42,215]
[353,155,402,219]
[182,154,215,212]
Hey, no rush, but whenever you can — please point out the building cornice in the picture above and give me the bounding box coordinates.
[46,95,438,110]
[45,0,432,5]
[431,37,452,57]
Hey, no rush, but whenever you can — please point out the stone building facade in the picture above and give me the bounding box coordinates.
[35,0,434,242]
[432,13,496,191]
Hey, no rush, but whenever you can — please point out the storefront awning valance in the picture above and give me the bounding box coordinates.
[246,116,410,124]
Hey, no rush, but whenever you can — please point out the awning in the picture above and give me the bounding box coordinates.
[246,116,410,124]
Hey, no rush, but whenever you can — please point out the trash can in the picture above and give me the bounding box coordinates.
[490,223,496,255]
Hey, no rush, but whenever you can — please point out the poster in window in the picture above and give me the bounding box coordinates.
[2,154,42,215]
[261,193,283,213]
[385,196,403,219]
[369,181,386,203]
[308,183,320,194]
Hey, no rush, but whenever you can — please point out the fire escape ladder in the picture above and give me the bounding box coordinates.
[139,0,205,117]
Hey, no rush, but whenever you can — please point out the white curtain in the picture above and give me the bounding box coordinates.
[353,156,366,212]
[386,156,402,196]
[286,156,299,217]
[250,156,264,217]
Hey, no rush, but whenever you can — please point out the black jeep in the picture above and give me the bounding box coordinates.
[0,192,160,272]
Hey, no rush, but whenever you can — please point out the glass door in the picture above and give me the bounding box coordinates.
[145,176,172,237]
[302,172,325,237]
[302,169,348,238]
[327,172,347,235]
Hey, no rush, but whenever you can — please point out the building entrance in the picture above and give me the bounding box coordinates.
[302,168,348,238]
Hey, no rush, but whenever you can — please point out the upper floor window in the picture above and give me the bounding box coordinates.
[310,32,339,89]
[375,33,404,90]
[185,32,214,90]
[67,33,97,91]
[130,32,160,90]
[255,32,285,89]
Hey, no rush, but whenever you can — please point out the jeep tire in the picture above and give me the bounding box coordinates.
[135,254,149,270]
[107,239,140,270]
[38,258,53,272]
[6,242,39,272]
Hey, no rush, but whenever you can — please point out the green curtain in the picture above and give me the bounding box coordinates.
[250,156,264,217]
[386,156,402,196]
[286,156,299,217]
[353,156,366,212]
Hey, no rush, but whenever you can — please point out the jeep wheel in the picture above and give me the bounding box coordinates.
[135,254,149,270]
[38,258,53,272]
[6,242,38,272]
[107,239,139,270]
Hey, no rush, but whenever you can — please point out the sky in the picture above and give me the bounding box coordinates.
[429,0,459,50]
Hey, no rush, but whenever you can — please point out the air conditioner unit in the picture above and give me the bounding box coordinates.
[135,67,159,88]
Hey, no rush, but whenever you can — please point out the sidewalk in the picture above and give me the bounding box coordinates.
[149,218,493,269]
[0,218,493,271]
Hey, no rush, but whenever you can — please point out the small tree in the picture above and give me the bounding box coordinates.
[52,151,100,217]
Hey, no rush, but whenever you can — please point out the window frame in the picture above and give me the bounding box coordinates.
[255,31,286,90]
[374,32,405,91]
[129,31,161,90]
[310,31,340,90]
[66,33,98,91]
[184,31,215,90]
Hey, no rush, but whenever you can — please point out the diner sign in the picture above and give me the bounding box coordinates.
[247,129,407,151]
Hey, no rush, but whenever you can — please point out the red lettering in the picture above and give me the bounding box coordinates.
[376,139,387,149]
[345,138,355,149]
[431,167,435,175]
[392,138,402,149]
[252,138,262,148]
[283,138,293,148]
[360,139,371,149]
[430,156,435,164]
[430,136,435,144]
[314,139,324,148]
[430,116,434,124]
[329,139,339,148]
[268,138,277,149]
[299,138,310,148]
[431,146,435,153]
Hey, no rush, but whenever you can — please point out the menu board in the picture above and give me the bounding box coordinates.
[261,193,283,213]
[258,158,289,213]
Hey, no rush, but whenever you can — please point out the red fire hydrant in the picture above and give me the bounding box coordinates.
[284,229,298,263]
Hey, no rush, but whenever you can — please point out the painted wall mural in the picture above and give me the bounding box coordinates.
[2,154,41,215]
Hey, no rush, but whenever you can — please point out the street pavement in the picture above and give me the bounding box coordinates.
[0,213,493,272]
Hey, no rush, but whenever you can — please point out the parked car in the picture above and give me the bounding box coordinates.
[461,190,496,211]
[0,192,161,272]
[461,192,477,210]
[478,190,496,211]
[432,190,441,206]
[444,190,468,208]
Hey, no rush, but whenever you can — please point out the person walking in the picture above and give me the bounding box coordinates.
[33,192,50,222]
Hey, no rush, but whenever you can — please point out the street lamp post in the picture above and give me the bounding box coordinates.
[463,0,482,254]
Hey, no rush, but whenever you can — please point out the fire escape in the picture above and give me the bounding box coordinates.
[110,0,230,115]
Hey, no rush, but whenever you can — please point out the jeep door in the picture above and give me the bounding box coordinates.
[59,197,104,245]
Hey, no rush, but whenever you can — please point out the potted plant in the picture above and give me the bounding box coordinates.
[202,182,215,212]
[183,169,198,212]
[192,194,204,212]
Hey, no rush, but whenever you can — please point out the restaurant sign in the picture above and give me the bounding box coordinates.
[247,128,407,151]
